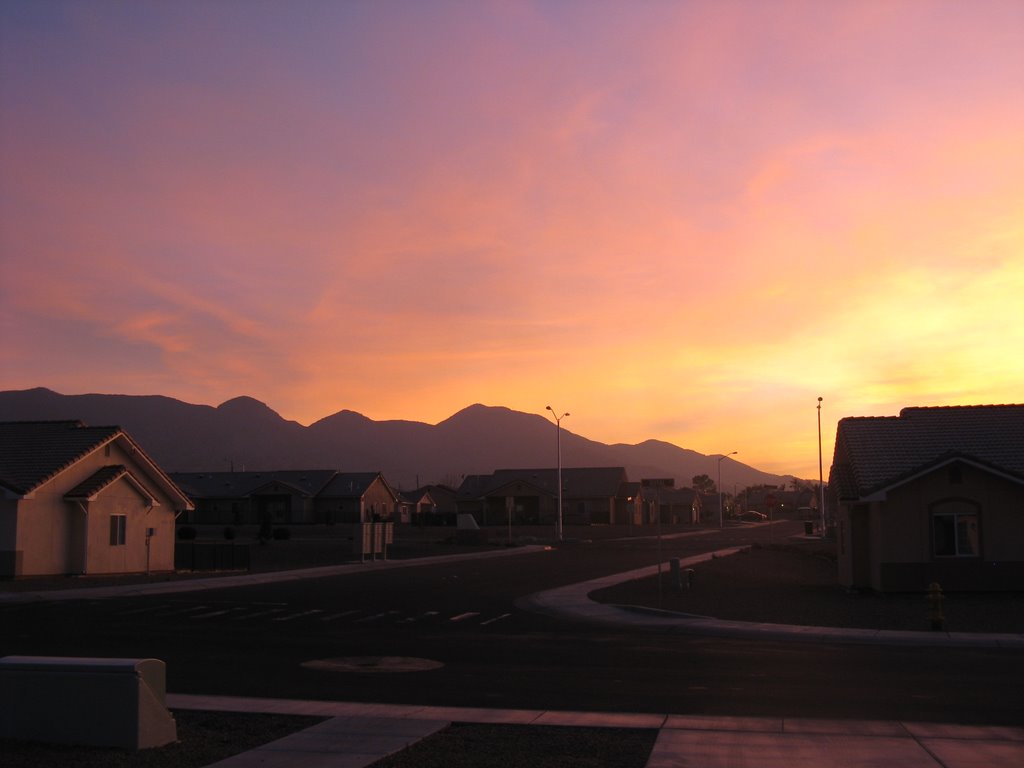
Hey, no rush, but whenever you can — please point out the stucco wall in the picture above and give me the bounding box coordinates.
[362,480,396,522]
[869,463,1024,591]
[13,438,179,576]
[12,494,75,577]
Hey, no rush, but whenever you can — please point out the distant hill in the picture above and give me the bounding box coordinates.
[0,387,794,491]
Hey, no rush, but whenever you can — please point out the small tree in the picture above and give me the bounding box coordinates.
[692,474,717,494]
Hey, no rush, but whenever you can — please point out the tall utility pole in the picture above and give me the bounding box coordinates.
[817,397,826,537]
[546,406,569,542]
[717,452,737,528]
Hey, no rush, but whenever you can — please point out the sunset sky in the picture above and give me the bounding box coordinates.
[2,1,1022,480]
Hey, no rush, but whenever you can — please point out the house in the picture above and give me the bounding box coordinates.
[316,472,398,523]
[421,484,459,525]
[456,467,631,526]
[829,404,1024,592]
[647,485,702,524]
[171,470,338,525]
[740,486,815,519]
[396,486,456,525]
[171,470,399,525]
[0,421,193,577]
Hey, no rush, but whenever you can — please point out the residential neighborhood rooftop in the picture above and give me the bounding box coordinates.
[829,404,1024,499]
[0,420,123,495]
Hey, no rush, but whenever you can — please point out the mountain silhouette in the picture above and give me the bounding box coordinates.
[0,388,794,491]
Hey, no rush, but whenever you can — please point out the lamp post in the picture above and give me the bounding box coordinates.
[717,451,737,528]
[546,406,569,542]
[817,397,825,537]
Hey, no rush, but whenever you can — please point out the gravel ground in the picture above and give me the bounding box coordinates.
[592,541,1024,634]
[0,710,326,768]
[368,724,656,768]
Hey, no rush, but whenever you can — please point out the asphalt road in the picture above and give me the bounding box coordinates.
[2,523,1020,726]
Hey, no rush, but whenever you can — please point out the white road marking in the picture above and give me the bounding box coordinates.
[273,609,325,622]
[480,613,512,626]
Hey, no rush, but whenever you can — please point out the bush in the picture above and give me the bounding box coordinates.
[177,526,197,540]
[272,527,291,540]
[223,526,236,540]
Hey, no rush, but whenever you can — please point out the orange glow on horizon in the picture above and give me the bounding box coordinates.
[2,1,1021,481]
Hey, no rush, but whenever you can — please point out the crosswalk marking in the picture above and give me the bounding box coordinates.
[449,612,480,622]
[156,605,210,616]
[191,607,248,619]
[480,612,512,626]
[321,610,362,622]
[119,605,164,615]
[353,610,399,623]
[272,609,325,622]
[234,607,287,620]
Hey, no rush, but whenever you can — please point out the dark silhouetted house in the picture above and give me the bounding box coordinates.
[171,470,337,525]
[171,470,398,525]
[397,485,458,525]
[315,472,398,523]
[0,421,193,577]
[829,404,1024,592]
[422,484,459,525]
[741,486,815,518]
[457,468,632,526]
[647,485,702,524]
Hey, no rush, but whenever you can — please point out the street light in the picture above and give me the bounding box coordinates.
[717,452,737,528]
[546,406,569,542]
[817,397,825,537]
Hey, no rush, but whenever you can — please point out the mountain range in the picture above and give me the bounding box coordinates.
[0,387,795,491]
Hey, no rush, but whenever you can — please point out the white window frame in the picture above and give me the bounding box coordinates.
[931,502,979,558]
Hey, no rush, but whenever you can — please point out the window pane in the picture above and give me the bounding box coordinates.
[933,514,956,556]
[957,514,979,556]
[109,515,126,546]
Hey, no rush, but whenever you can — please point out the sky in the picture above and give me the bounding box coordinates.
[1,0,1022,480]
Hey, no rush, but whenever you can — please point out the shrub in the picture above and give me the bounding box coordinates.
[272,527,291,540]
[177,526,197,540]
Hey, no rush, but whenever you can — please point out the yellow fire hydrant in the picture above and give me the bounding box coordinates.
[927,582,944,631]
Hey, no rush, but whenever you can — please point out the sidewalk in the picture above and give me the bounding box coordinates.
[0,545,550,604]
[518,548,1024,649]
[166,693,1024,767]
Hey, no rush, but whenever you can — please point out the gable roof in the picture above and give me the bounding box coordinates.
[170,470,338,500]
[64,465,158,505]
[318,471,396,500]
[64,465,131,500]
[0,420,193,510]
[458,467,629,499]
[0,421,123,495]
[829,404,1024,499]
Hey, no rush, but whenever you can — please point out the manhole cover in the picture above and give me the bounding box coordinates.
[302,656,444,674]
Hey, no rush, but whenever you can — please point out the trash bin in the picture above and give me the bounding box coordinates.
[804,521,814,535]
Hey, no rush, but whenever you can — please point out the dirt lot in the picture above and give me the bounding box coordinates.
[1,709,326,768]
[592,540,1024,634]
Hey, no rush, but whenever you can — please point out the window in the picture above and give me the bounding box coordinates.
[932,502,978,557]
[110,514,127,546]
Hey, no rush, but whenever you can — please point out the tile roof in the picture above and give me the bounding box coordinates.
[170,470,339,500]
[458,467,629,498]
[64,465,130,500]
[318,472,392,499]
[0,421,122,495]
[829,404,1024,499]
